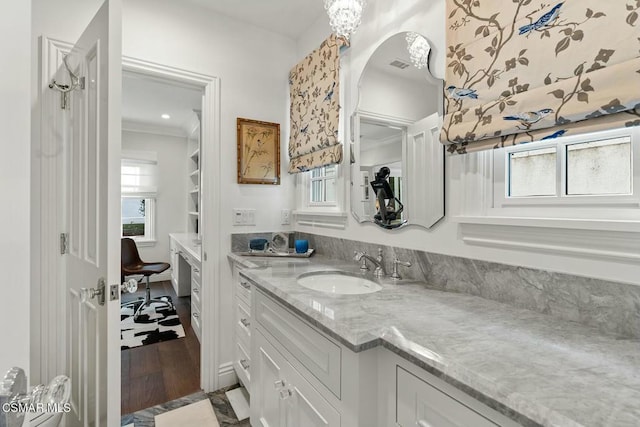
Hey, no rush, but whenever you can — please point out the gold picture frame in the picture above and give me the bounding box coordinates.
[237,118,281,185]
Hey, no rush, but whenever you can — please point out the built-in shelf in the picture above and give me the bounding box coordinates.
[189,148,200,159]
[188,211,199,216]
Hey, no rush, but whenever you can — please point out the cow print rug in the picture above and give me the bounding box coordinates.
[121,296,185,350]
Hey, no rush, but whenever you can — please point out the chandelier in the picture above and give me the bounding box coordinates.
[324,0,366,39]
[405,32,431,69]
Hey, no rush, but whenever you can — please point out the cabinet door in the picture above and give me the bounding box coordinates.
[251,328,287,427]
[397,367,498,427]
[283,360,340,427]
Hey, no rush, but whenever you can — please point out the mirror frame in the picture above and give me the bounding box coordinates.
[350,31,445,230]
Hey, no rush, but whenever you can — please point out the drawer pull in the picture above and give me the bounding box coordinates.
[193,268,200,274]
[274,379,285,389]
[240,359,250,370]
[193,288,200,294]
[193,312,200,319]
[239,281,250,289]
[240,318,250,328]
[417,421,433,427]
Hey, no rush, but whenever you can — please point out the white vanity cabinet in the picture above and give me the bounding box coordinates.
[239,273,521,427]
[378,349,520,427]
[233,264,252,388]
[253,327,340,427]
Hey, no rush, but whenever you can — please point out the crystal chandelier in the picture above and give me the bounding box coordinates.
[405,32,431,69]
[324,0,366,39]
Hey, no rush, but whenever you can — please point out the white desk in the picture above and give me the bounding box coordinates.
[169,233,202,342]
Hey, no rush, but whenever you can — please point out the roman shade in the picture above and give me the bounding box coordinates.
[441,1,640,154]
[288,35,345,173]
[121,151,158,197]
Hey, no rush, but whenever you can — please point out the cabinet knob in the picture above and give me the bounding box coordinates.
[279,388,292,400]
[240,359,250,370]
[240,318,250,328]
[239,281,250,289]
[274,379,285,389]
[193,312,200,319]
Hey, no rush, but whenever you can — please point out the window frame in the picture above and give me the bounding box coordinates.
[493,126,640,212]
[309,164,338,207]
[121,195,156,246]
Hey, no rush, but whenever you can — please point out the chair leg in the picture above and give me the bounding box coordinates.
[132,275,174,320]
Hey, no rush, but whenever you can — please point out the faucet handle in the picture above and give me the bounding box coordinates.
[354,251,370,271]
[391,258,412,280]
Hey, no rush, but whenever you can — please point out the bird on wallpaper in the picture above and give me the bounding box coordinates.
[503,108,554,127]
[324,82,336,102]
[519,3,564,35]
[541,129,567,140]
[446,85,478,100]
[300,124,309,134]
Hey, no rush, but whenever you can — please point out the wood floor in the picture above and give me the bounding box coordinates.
[121,280,201,415]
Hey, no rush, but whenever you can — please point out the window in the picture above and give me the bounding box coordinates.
[494,127,639,211]
[310,165,337,205]
[121,152,157,244]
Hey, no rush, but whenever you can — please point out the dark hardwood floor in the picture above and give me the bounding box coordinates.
[121,280,201,415]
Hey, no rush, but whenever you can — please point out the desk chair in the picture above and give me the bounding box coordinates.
[121,237,172,320]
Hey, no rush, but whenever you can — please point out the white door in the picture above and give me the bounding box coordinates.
[405,113,444,228]
[283,362,340,427]
[59,1,122,426]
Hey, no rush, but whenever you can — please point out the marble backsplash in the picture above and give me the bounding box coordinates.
[231,232,640,340]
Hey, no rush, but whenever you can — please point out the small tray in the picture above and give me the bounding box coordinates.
[235,249,315,258]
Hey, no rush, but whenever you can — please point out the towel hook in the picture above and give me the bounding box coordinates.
[48,55,85,110]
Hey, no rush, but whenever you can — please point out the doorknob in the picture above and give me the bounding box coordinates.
[121,278,138,294]
[80,278,106,305]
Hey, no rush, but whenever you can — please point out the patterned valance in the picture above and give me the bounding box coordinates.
[442,1,640,154]
[288,35,344,173]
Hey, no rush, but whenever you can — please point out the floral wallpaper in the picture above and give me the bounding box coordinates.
[442,0,640,154]
[289,35,345,173]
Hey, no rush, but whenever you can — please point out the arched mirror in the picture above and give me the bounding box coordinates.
[351,32,444,230]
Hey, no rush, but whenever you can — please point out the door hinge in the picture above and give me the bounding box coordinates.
[60,233,69,255]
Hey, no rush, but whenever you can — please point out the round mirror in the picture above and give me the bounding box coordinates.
[351,32,445,230]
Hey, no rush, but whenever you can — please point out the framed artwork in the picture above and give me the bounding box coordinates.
[237,118,281,185]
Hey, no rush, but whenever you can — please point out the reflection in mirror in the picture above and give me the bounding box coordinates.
[359,121,405,228]
[351,32,444,230]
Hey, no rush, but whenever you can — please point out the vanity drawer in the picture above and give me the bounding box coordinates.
[396,366,499,427]
[191,262,201,285]
[191,302,202,343]
[191,278,201,310]
[254,288,341,398]
[236,301,251,347]
[236,276,252,305]
[235,339,251,386]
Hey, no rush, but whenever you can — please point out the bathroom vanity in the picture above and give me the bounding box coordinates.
[169,233,202,342]
[229,253,640,427]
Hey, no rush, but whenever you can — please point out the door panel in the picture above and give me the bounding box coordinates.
[284,361,339,427]
[58,1,122,425]
[252,329,286,427]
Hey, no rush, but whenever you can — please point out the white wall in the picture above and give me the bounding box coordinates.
[122,130,189,266]
[1,0,31,377]
[359,68,436,122]
[294,0,640,286]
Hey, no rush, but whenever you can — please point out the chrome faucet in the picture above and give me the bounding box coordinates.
[391,258,412,280]
[353,248,386,278]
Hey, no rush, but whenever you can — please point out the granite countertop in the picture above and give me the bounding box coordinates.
[170,233,202,262]
[229,253,640,427]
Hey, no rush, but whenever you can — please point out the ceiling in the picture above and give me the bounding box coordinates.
[360,121,402,151]
[122,72,203,134]
[183,0,326,40]
[367,32,432,83]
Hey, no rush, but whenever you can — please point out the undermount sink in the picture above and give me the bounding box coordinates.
[297,271,382,295]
